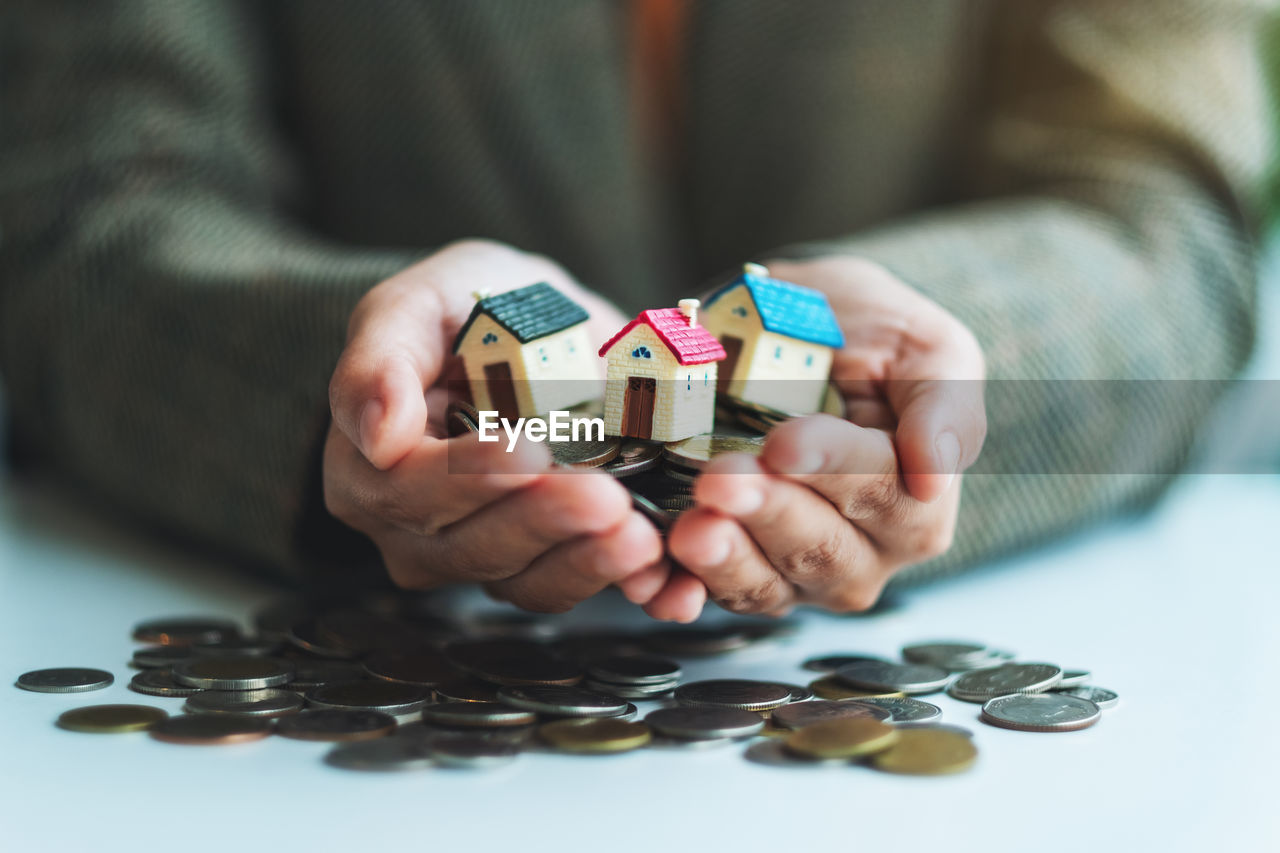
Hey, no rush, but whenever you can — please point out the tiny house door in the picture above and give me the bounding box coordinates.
[623,376,656,439]
[718,336,743,393]
[484,362,519,420]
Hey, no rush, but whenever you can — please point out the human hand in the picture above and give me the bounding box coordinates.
[648,256,986,618]
[324,240,670,612]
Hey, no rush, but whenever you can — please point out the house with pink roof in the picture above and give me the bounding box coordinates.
[598,299,726,442]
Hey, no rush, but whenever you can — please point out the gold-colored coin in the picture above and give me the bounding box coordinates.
[538,718,652,754]
[870,728,978,775]
[784,718,898,760]
[809,676,905,701]
[662,433,765,469]
[57,704,168,734]
[757,720,791,739]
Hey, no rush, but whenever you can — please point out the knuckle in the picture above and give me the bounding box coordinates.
[840,475,906,521]
[713,574,786,615]
[778,536,847,584]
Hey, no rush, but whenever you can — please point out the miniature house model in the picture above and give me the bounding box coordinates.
[452,282,598,419]
[701,263,845,414]
[598,300,726,442]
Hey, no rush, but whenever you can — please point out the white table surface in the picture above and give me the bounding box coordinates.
[2,240,1278,853]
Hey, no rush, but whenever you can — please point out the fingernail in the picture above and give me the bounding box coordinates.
[358,399,384,459]
[725,486,764,516]
[790,449,824,475]
[704,536,732,566]
[934,430,961,489]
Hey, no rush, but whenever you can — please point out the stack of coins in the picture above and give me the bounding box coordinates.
[18,597,1119,774]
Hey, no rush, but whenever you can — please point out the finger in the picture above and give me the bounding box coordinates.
[423,470,633,582]
[667,508,796,615]
[324,429,549,537]
[642,569,708,623]
[329,278,448,468]
[485,511,664,613]
[616,559,672,605]
[844,399,896,430]
[693,453,877,602]
[889,374,986,503]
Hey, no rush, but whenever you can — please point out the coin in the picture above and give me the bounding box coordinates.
[172,657,295,690]
[663,433,765,469]
[445,400,481,437]
[276,710,398,742]
[586,655,681,685]
[445,640,583,687]
[132,617,240,646]
[496,685,629,717]
[808,676,905,701]
[1057,669,1092,688]
[539,718,652,754]
[326,737,434,771]
[421,702,537,728]
[834,661,951,695]
[131,646,195,669]
[784,684,815,703]
[287,618,360,659]
[56,704,168,733]
[315,609,432,655]
[644,706,765,740]
[149,714,272,745]
[801,654,887,673]
[661,461,699,484]
[190,637,280,658]
[363,650,459,686]
[771,699,891,730]
[896,723,975,738]
[287,661,369,692]
[901,641,991,669]
[948,663,1063,702]
[551,436,622,468]
[429,733,522,768]
[784,718,899,760]
[184,688,304,717]
[583,679,676,700]
[645,627,751,656]
[629,493,673,531]
[674,680,793,712]
[980,693,1101,732]
[603,441,662,477]
[128,668,204,698]
[16,667,114,694]
[307,681,431,716]
[849,697,943,724]
[870,728,978,775]
[433,677,501,703]
[744,739,849,768]
[1054,686,1119,709]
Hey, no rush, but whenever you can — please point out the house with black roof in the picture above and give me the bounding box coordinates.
[452,282,598,419]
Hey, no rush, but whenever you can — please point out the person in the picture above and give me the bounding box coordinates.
[1,1,1272,621]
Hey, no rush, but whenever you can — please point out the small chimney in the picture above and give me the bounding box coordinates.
[678,298,701,327]
[471,288,493,303]
[743,262,769,278]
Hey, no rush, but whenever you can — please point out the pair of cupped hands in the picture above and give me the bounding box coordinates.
[325,240,985,621]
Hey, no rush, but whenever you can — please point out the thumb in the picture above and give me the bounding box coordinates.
[329,282,447,470]
[889,376,986,503]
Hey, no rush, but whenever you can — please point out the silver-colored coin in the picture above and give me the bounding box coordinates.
[849,696,942,723]
[947,649,1017,671]
[645,706,765,740]
[604,441,662,477]
[674,679,792,711]
[429,733,522,768]
[287,661,369,691]
[16,668,114,694]
[629,493,673,531]
[584,679,676,700]
[550,436,622,468]
[128,668,204,698]
[895,722,975,738]
[276,709,398,741]
[421,702,537,729]
[784,684,815,703]
[131,646,195,669]
[586,655,681,685]
[661,462,699,485]
[981,693,1101,732]
[744,739,849,768]
[190,638,280,658]
[948,663,1063,702]
[184,688,304,717]
[171,657,295,690]
[801,654,887,673]
[1054,686,1119,709]
[771,699,891,730]
[1057,669,1092,688]
[131,617,240,646]
[306,681,432,716]
[834,661,951,695]
[496,685,629,718]
[325,737,434,771]
[901,641,992,669]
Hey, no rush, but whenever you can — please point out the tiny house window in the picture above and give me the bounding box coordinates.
[482,332,498,345]
[704,371,709,386]
[732,306,748,318]
[538,346,548,363]
[805,353,814,367]
[631,346,652,359]
[687,374,692,391]
[774,345,782,360]
[567,340,577,355]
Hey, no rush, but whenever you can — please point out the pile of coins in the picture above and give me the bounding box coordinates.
[14,597,1120,774]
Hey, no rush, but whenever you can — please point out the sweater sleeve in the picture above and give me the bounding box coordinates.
[770,0,1276,582]
[0,1,416,577]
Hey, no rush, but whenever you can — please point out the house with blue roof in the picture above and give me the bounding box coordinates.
[452,282,598,419]
[701,263,845,414]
